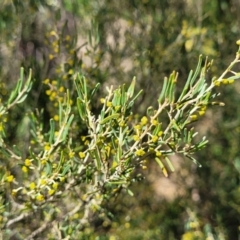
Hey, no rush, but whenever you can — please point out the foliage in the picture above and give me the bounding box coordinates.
[1,35,240,239]
[1,0,240,239]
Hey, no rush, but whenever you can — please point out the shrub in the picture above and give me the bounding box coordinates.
[1,40,240,239]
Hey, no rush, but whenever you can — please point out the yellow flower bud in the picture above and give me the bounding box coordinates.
[134,125,141,130]
[65,35,71,41]
[222,79,229,84]
[22,166,28,173]
[53,115,59,121]
[155,151,162,157]
[107,101,112,107]
[43,79,50,84]
[52,182,59,189]
[69,151,75,158]
[6,175,14,183]
[133,135,140,141]
[48,189,55,196]
[29,182,36,190]
[152,135,158,143]
[40,179,46,186]
[36,194,44,201]
[25,158,32,167]
[44,144,51,151]
[99,98,105,104]
[158,131,163,137]
[198,110,205,116]
[45,90,51,95]
[190,115,198,121]
[59,86,65,92]
[135,148,146,157]
[50,30,57,36]
[68,69,74,75]
[214,81,221,87]
[79,151,86,159]
[151,119,158,126]
[49,54,54,60]
[140,116,148,125]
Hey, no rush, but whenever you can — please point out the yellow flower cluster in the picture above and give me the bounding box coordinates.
[189,105,207,122]
[214,78,235,87]
[140,116,148,126]
[135,148,145,156]
[43,29,77,118]
[44,79,67,108]
[27,175,60,201]
[46,181,59,197]
[22,158,33,173]
[6,175,14,183]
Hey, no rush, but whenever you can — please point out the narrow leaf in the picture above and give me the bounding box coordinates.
[165,157,175,172]
[127,77,136,98]
[100,113,120,125]
[155,157,168,177]
[158,77,168,103]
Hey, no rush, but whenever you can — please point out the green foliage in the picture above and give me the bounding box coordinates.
[0,37,240,238]
[1,0,240,239]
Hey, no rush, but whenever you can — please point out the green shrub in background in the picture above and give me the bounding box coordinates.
[1,36,240,239]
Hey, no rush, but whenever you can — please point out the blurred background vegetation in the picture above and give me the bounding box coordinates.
[0,0,240,239]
